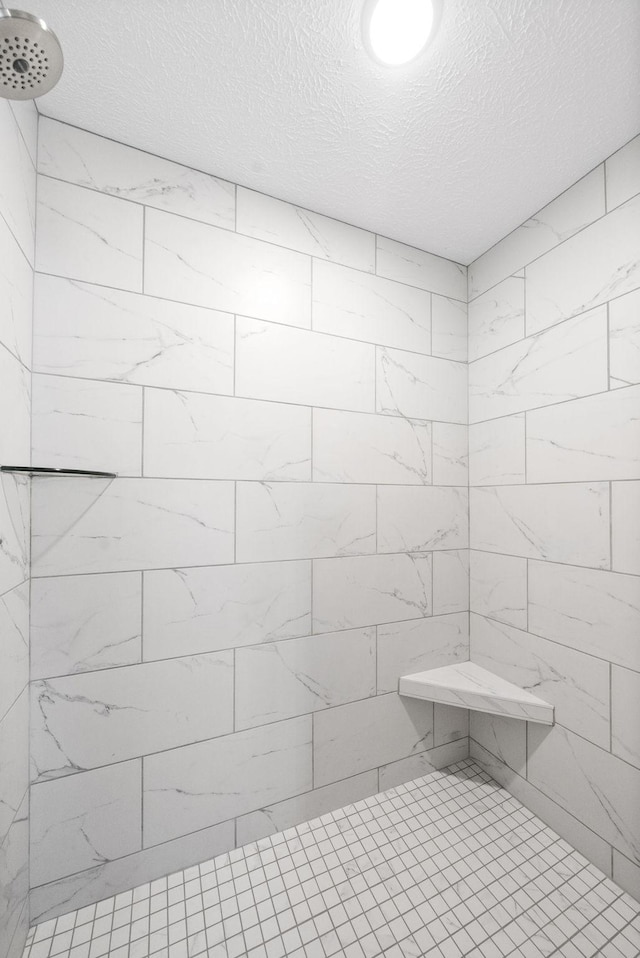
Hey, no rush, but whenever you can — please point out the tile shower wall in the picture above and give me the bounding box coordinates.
[29,117,470,922]
[0,98,37,958]
[467,134,640,902]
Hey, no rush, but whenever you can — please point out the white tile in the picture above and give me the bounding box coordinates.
[469,307,608,422]
[0,346,30,469]
[313,409,431,484]
[8,100,37,165]
[235,628,376,729]
[0,101,35,264]
[526,193,640,335]
[613,851,640,904]
[376,612,468,693]
[33,275,234,394]
[468,276,525,361]
[145,208,310,326]
[143,560,311,659]
[527,385,640,482]
[0,689,29,845]
[431,295,467,362]
[434,703,469,747]
[31,652,233,781]
[376,237,466,301]
[313,553,432,632]
[469,550,527,629]
[144,717,312,845]
[0,475,29,595]
[470,713,526,774]
[432,551,469,615]
[378,739,469,790]
[432,423,468,485]
[31,573,142,679]
[377,485,468,553]
[36,177,143,291]
[236,481,375,562]
[612,481,640,575]
[313,259,431,352]
[30,762,142,886]
[470,483,610,568]
[377,346,468,424]
[31,478,234,576]
[612,667,640,771]
[606,134,640,211]
[0,583,29,721]
[610,287,640,389]
[0,794,28,955]
[469,415,525,485]
[39,118,235,229]
[32,375,143,477]
[528,560,640,672]
[0,215,32,366]
[236,316,374,411]
[144,389,311,481]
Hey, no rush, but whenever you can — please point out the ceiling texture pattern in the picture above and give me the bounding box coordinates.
[27,0,640,263]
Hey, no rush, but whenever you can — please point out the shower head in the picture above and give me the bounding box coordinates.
[0,7,63,99]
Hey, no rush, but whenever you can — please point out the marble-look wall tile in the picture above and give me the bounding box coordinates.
[0,102,35,264]
[0,794,28,958]
[612,481,640,575]
[376,236,466,301]
[145,209,310,326]
[313,409,431,485]
[30,762,142,886]
[143,717,312,846]
[609,287,640,390]
[235,628,376,729]
[313,693,434,787]
[0,690,28,845]
[31,573,141,679]
[469,307,607,423]
[33,275,234,394]
[528,560,640,672]
[0,476,29,596]
[431,295,467,362]
[377,346,467,424]
[605,134,640,212]
[313,259,431,352]
[0,346,30,465]
[31,477,234,576]
[469,415,525,485]
[612,851,640,904]
[31,652,233,781]
[37,176,143,291]
[469,550,527,629]
[432,423,468,485]
[0,583,29,721]
[468,275,525,361]
[144,389,311,481]
[611,666,640,771]
[313,553,432,632]
[8,99,37,166]
[0,216,32,366]
[143,560,310,659]
[378,739,468,791]
[236,481,375,562]
[434,703,469,747]
[376,612,468,693]
[377,485,469,553]
[470,483,610,568]
[432,551,469,615]
[470,712,526,775]
[38,118,235,229]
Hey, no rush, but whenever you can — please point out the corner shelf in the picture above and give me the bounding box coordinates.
[399,661,554,725]
[0,466,117,478]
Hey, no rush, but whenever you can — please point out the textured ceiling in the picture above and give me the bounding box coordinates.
[23,0,640,263]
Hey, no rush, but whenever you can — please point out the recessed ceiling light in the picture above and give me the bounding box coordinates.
[363,0,440,67]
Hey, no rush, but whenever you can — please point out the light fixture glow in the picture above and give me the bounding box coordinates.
[364,0,438,67]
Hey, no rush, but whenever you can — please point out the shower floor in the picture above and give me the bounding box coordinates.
[23,760,640,958]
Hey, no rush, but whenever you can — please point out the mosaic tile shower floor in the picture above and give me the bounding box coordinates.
[23,760,640,958]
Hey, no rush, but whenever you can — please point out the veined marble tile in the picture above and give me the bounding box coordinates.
[0,215,32,367]
[434,703,469,747]
[144,716,312,845]
[313,692,434,787]
[377,485,468,553]
[313,409,431,484]
[527,384,640,482]
[39,118,235,228]
[610,287,640,389]
[32,375,143,477]
[8,100,37,164]
[376,612,468,693]
[612,666,640,771]
[145,208,310,326]
[378,739,468,791]
[31,573,142,679]
[431,295,467,362]
[471,483,610,568]
[237,188,374,270]
[0,792,28,958]
[377,346,468,424]
[313,553,432,632]
[471,613,609,749]
[612,481,640,575]
[236,481,375,562]
[31,477,234,576]
[144,560,310,658]
[432,423,468,485]
[0,583,28,722]
[468,167,605,299]
[469,415,525,485]
[606,134,640,211]
[528,559,640,672]
[0,475,29,596]
[236,316,375,412]
[526,193,640,335]
[376,236,466,301]
[235,628,376,729]
[469,550,527,629]
[33,275,234,394]
[0,690,28,846]
[468,275,525,361]
[36,176,143,291]
[144,389,311,481]
[0,345,30,466]
[30,652,233,782]
[469,307,608,423]
[0,101,35,264]
[313,259,431,352]
[30,761,141,886]
[432,551,469,615]
[470,712,526,775]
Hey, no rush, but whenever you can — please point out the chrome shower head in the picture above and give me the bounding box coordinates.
[0,8,63,99]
